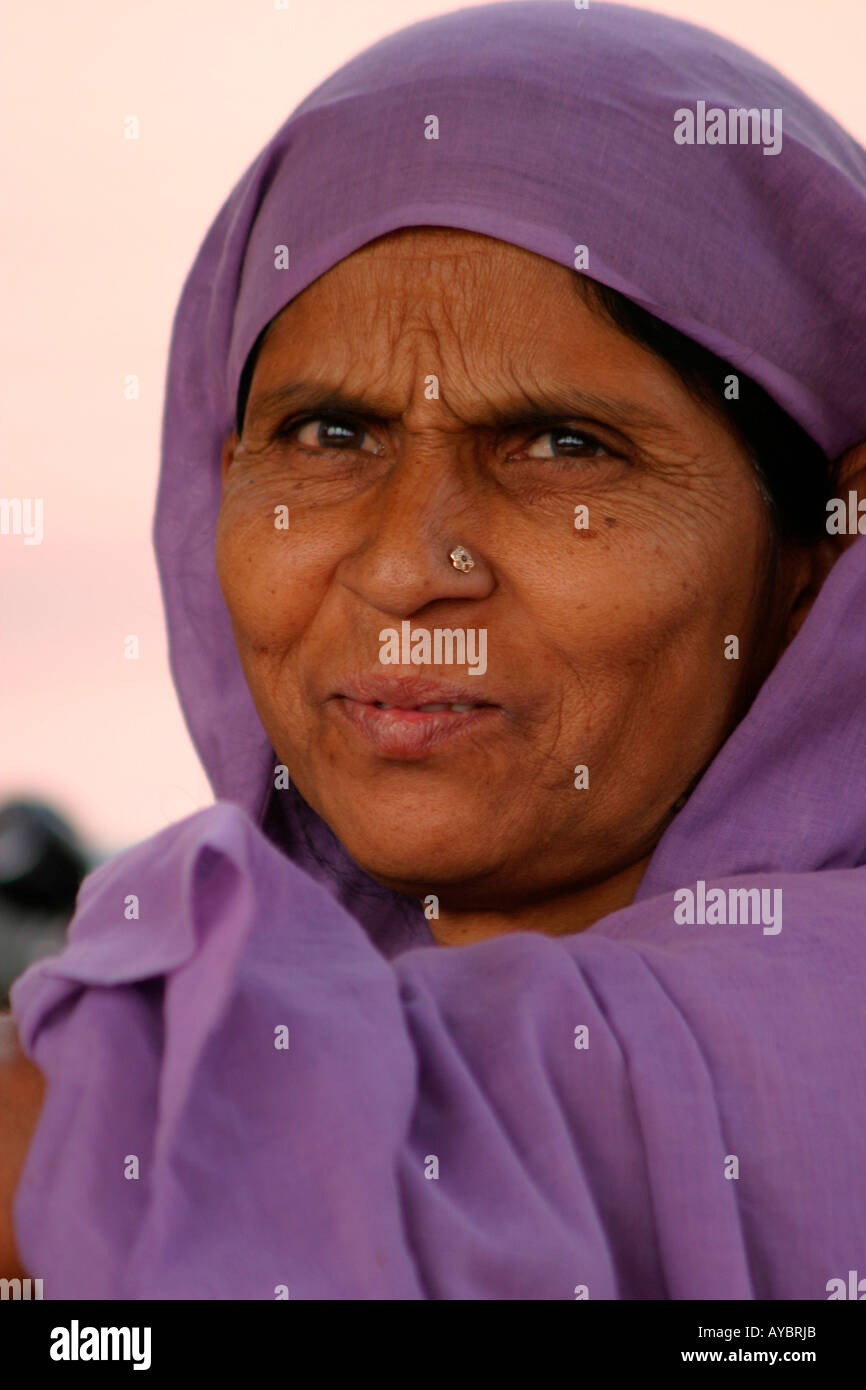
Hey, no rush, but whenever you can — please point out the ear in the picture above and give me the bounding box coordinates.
[220,430,239,486]
[784,440,866,644]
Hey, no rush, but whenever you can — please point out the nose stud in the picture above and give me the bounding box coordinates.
[449,545,475,572]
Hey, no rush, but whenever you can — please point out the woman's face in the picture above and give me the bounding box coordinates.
[217,229,808,918]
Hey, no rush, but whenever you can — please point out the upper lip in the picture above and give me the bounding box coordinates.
[333,674,498,708]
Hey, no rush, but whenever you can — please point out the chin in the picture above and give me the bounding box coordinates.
[330,814,499,897]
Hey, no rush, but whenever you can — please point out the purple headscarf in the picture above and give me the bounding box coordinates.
[11,0,866,1299]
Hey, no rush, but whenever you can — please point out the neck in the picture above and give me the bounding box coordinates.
[427,854,652,947]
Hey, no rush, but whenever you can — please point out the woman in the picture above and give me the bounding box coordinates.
[2,0,865,1299]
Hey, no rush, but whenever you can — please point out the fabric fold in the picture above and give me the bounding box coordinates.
[12,803,866,1298]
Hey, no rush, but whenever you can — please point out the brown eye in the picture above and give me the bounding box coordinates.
[525,428,610,459]
[280,415,380,454]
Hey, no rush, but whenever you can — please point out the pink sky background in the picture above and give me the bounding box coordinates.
[3,0,864,854]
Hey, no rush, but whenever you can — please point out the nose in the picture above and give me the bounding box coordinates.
[335,439,494,618]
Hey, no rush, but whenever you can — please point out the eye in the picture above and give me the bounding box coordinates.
[276,413,381,455]
[521,427,614,460]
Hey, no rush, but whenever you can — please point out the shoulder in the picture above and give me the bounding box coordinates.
[0,1013,45,1277]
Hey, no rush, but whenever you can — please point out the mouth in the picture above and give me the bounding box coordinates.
[329,677,502,758]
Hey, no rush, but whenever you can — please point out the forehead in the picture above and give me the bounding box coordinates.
[239,228,730,449]
[270,229,582,328]
[253,229,632,374]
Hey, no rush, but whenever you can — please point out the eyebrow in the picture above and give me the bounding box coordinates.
[245,379,683,440]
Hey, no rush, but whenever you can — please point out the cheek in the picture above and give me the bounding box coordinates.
[525,498,767,715]
[215,497,325,655]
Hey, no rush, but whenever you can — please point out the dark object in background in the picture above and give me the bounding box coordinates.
[0,800,90,1006]
[0,800,88,913]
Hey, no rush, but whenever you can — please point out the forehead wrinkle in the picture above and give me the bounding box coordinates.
[247,271,697,445]
[338,237,522,344]
[247,366,691,448]
[250,295,474,426]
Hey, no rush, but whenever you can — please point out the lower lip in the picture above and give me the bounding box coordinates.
[332,697,501,758]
